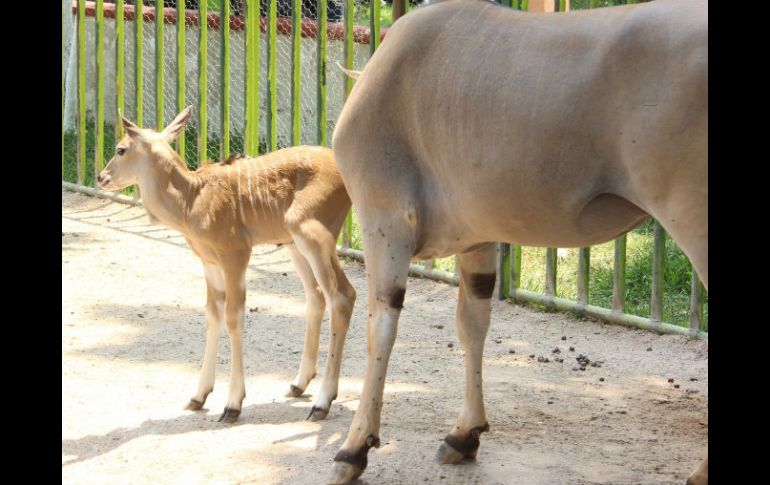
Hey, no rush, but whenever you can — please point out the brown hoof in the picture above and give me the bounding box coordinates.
[285,385,305,398]
[330,435,380,484]
[307,406,329,421]
[218,407,241,423]
[184,398,205,411]
[437,423,490,464]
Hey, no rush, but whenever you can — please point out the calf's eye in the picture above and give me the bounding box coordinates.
[117,147,126,156]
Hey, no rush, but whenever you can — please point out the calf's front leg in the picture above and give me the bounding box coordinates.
[218,254,250,423]
[185,263,225,411]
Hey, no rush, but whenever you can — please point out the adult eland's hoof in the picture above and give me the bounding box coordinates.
[285,385,305,398]
[307,406,329,421]
[185,398,205,411]
[328,460,364,485]
[435,440,466,464]
[329,435,379,484]
[437,423,489,464]
[218,407,241,423]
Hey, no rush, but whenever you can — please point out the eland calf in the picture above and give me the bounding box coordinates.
[97,107,356,422]
[329,0,707,483]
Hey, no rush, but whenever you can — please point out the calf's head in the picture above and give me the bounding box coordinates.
[97,106,193,191]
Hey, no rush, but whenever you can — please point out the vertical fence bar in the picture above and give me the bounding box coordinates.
[291,0,301,146]
[454,255,461,279]
[245,0,259,156]
[689,268,704,333]
[370,0,380,54]
[95,0,105,180]
[522,0,529,10]
[650,220,666,322]
[393,0,407,21]
[198,0,208,166]
[77,0,86,185]
[317,0,328,146]
[116,0,125,139]
[135,0,144,126]
[498,243,511,299]
[155,0,164,130]
[612,234,627,312]
[268,0,277,151]
[577,247,590,305]
[342,0,354,247]
[221,0,230,158]
[62,0,65,177]
[176,0,185,155]
[343,0,354,99]
[545,248,557,296]
[511,244,522,291]
[559,0,567,11]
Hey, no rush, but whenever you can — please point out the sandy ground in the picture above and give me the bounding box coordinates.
[62,190,708,485]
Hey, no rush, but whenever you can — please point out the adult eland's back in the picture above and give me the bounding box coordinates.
[330,0,707,483]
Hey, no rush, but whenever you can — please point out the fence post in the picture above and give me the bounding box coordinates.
[317,0,328,146]
[268,0,277,151]
[198,0,208,166]
[370,0,380,54]
[342,0,354,248]
[176,0,185,155]
[545,248,557,297]
[116,0,125,140]
[689,268,704,333]
[221,0,231,158]
[612,234,627,312]
[135,0,143,126]
[392,0,406,21]
[245,0,259,156]
[291,0,302,146]
[77,0,86,186]
[650,220,666,323]
[155,0,164,131]
[62,0,65,177]
[498,243,511,299]
[95,0,105,181]
[577,247,590,305]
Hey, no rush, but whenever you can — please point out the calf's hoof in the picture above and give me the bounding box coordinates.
[285,385,305,398]
[307,406,329,421]
[184,398,205,411]
[436,423,489,464]
[218,407,241,423]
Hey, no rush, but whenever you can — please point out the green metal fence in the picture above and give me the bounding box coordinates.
[61,0,706,338]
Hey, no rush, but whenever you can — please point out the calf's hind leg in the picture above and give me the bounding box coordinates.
[291,219,356,421]
[284,243,326,398]
[436,244,497,464]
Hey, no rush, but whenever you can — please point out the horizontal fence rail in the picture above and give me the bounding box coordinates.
[62,0,705,339]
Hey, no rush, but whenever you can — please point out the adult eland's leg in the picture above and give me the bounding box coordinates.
[218,252,250,423]
[291,220,356,421]
[185,262,225,411]
[436,244,497,464]
[284,244,326,398]
[686,453,708,485]
[329,210,413,484]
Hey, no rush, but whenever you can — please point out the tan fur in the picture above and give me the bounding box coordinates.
[98,107,356,422]
[328,0,707,483]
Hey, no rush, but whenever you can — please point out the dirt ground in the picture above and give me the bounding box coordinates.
[62,190,708,485]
